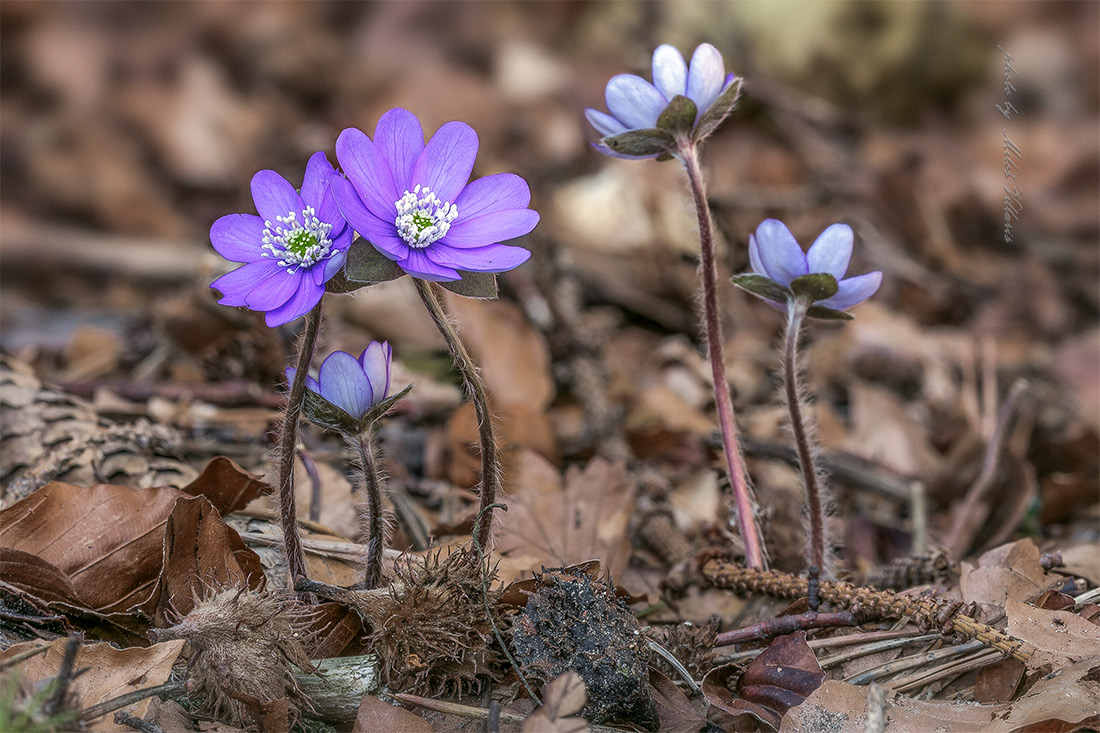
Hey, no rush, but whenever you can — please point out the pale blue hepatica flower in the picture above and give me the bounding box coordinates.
[287,341,409,432]
[734,219,882,319]
[585,43,741,159]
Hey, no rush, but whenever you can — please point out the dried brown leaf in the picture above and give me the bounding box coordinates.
[0,638,185,729]
[352,694,432,733]
[1005,597,1100,671]
[649,669,710,733]
[959,539,1054,616]
[494,453,635,581]
[522,671,588,732]
[181,457,268,516]
[703,631,825,730]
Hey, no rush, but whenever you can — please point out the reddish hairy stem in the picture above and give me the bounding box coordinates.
[679,142,766,570]
[276,302,323,598]
[782,300,826,575]
[414,279,499,550]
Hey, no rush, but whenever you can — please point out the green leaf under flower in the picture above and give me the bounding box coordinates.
[656,95,698,136]
[806,304,854,321]
[790,273,839,302]
[438,271,499,299]
[602,128,677,157]
[302,383,413,434]
[344,239,406,285]
[731,273,792,304]
[694,77,742,144]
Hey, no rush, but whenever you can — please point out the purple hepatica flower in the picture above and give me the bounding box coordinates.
[585,43,740,159]
[288,341,407,431]
[739,219,882,316]
[210,152,352,327]
[331,108,539,282]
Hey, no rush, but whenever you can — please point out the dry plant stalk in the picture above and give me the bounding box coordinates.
[700,559,1033,663]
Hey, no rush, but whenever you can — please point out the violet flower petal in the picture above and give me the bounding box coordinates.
[375,108,424,190]
[806,223,853,279]
[246,267,302,311]
[359,341,391,402]
[299,151,334,209]
[412,121,478,204]
[318,350,373,417]
[426,243,531,273]
[210,214,265,262]
[686,43,724,115]
[453,173,532,219]
[819,271,883,311]
[755,219,808,285]
[366,232,413,261]
[399,249,461,281]
[336,128,399,221]
[285,368,321,395]
[251,170,305,226]
[652,44,688,100]
[265,277,323,327]
[441,208,539,248]
[584,108,628,138]
[605,74,666,130]
[330,176,393,243]
[211,260,282,306]
[748,233,767,277]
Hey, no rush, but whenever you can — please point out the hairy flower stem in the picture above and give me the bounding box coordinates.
[679,141,766,570]
[782,299,826,576]
[414,278,499,550]
[276,301,323,596]
[347,430,385,590]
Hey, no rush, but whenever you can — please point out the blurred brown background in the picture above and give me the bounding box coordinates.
[1,1,1097,565]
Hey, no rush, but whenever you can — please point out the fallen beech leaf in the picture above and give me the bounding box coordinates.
[703,631,825,730]
[959,539,1054,616]
[523,671,588,732]
[156,495,265,625]
[1005,597,1100,671]
[0,637,185,730]
[650,669,710,733]
[494,453,635,581]
[181,457,268,516]
[974,657,1026,703]
[352,694,432,733]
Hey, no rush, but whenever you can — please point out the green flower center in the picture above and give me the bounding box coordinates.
[394,185,459,249]
[261,206,335,273]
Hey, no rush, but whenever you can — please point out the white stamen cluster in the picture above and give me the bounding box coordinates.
[394,185,459,249]
[261,206,335,273]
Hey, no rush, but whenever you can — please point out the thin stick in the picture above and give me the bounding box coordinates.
[413,278,500,550]
[713,610,857,646]
[44,632,82,716]
[79,682,181,723]
[944,379,1028,558]
[679,142,766,570]
[782,300,827,575]
[348,430,385,590]
[275,302,324,597]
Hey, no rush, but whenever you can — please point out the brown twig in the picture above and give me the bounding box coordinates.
[701,560,1033,663]
[79,682,181,723]
[113,710,165,733]
[44,632,82,717]
[713,610,858,646]
[945,379,1029,558]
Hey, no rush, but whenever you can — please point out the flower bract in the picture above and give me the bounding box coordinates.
[331,108,539,282]
[288,341,408,432]
[585,43,740,159]
[210,152,352,327]
[736,219,882,316]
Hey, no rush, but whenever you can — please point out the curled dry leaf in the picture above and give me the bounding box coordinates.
[649,669,710,733]
[0,637,185,729]
[702,631,825,731]
[959,538,1054,617]
[522,671,588,733]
